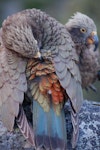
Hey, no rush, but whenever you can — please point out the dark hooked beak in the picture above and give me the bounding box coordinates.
[87,31,99,51]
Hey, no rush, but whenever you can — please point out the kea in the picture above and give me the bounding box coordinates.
[0,9,99,150]
[65,12,100,91]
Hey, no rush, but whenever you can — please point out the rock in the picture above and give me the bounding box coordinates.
[77,100,100,150]
[0,100,100,150]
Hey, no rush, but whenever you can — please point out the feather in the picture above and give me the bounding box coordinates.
[32,100,67,150]
[71,110,79,149]
[16,106,35,147]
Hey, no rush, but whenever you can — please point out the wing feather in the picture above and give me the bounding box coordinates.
[53,42,83,113]
[53,30,83,148]
[0,34,27,131]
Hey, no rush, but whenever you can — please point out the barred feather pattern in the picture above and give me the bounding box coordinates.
[16,106,36,147]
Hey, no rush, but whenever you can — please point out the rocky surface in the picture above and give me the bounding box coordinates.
[0,100,100,150]
[77,101,100,150]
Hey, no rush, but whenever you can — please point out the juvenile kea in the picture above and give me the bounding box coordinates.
[65,12,100,91]
[0,9,99,150]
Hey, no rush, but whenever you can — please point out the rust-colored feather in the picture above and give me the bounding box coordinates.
[26,59,66,107]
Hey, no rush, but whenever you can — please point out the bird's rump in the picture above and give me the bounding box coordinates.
[26,58,67,114]
[26,58,68,149]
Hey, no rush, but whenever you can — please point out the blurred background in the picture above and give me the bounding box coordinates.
[0,0,100,102]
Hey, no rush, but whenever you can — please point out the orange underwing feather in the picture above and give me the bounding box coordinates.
[26,59,66,106]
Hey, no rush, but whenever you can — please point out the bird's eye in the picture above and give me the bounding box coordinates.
[80,28,87,33]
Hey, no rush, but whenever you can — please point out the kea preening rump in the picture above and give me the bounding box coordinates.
[0,9,99,150]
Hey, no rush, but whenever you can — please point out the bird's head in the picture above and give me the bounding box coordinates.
[66,12,99,54]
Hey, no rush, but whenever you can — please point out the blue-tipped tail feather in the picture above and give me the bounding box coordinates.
[33,100,67,150]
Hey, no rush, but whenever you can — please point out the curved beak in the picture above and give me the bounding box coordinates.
[87,31,99,51]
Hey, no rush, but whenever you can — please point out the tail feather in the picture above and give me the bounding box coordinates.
[16,106,36,148]
[33,100,67,150]
[71,108,79,149]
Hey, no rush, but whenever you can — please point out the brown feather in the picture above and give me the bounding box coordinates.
[16,106,35,147]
